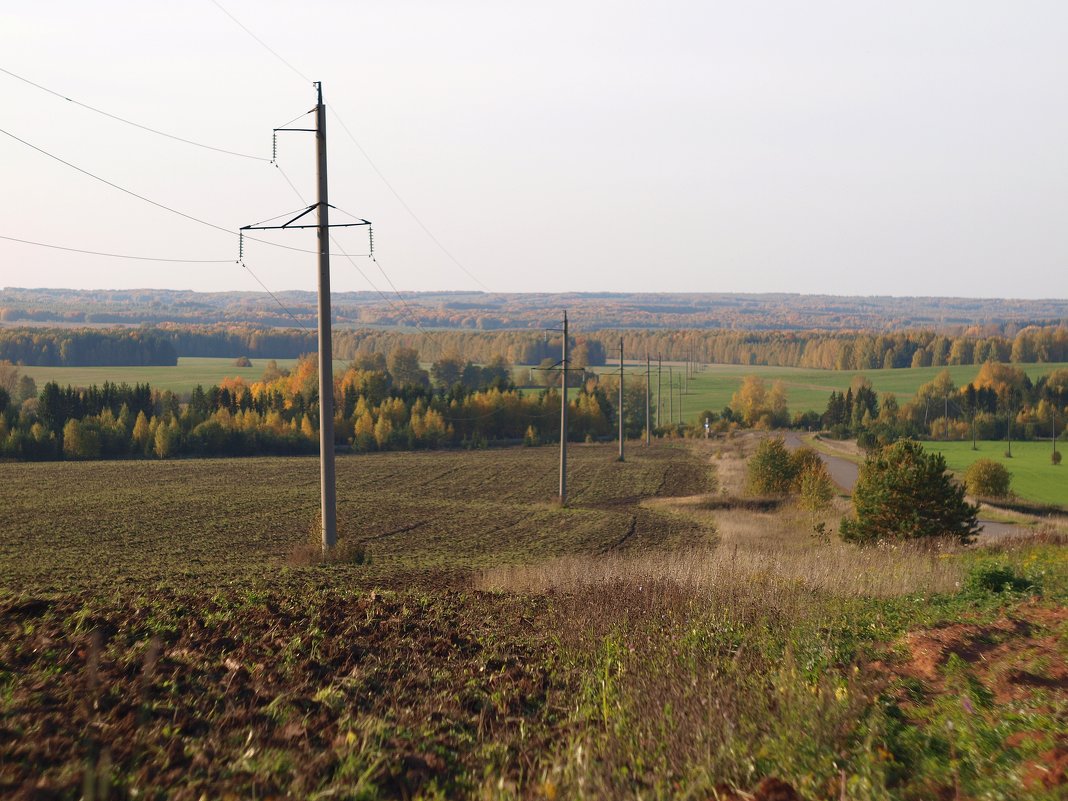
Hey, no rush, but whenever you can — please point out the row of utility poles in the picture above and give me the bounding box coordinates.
[555,332,701,505]
[264,85,709,543]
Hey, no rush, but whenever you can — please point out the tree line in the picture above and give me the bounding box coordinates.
[0,329,178,366]
[3,323,1066,369]
[0,349,651,461]
[816,363,1068,448]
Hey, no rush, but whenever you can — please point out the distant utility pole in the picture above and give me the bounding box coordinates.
[560,311,569,504]
[656,353,662,429]
[618,337,625,461]
[668,365,674,425]
[645,353,651,445]
[678,374,683,425]
[1053,409,1058,459]
[240,82,370,554]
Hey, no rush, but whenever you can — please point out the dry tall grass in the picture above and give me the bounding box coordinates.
[481,435,964,598]
[477,538,962,598]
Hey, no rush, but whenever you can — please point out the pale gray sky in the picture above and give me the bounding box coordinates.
[2,1,1066,297]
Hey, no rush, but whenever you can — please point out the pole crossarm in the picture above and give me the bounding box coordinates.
[241,203,370,231]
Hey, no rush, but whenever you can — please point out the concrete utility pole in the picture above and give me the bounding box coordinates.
[645,354,651,445]
[668,365,674,424]
[678,374,683,425]
[240,83,371,555]
[560,311,568,505]
[656,353,662,429]
[618,337,625,461]
[314,83,337,552]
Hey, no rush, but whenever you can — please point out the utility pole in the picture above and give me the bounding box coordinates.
[560,311,568,505]
[944,393,949,441]
[314,83,337,552]
[678,374,683,425]
[656,353,662,429]
[240,82,370,554]
[618,337,625,461]
[1053,409,1058,459]
[645,353,651,445]
[668,365,674,425]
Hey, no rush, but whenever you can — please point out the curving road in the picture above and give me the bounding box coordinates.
[782,433,1022,541]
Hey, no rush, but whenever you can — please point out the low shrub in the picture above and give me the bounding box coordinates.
[963,459,1012,498]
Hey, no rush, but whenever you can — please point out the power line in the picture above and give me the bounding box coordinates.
[208,0,313,85]
[0,65,268,162]
[0,125,237,236]
[0,233,233,263]
[329,107,490,292]
[272,159,444,355]
[0,124,366,259]
[201,0,490,293]
[239,258,351,372]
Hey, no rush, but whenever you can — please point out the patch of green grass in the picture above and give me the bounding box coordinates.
[604,362,1068,420]
[933,440,1067,507]
[18,356,300,393]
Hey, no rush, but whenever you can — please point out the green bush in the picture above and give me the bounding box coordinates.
[840,440,979,544]
[963,459,1012,498]
[797,462,835,513]
[964,562,1035,595]
[746,436,794,494]
[787,446,822,488]
[1053,450,1062,466]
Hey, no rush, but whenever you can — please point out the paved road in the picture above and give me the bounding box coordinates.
[782,433,1022,541]
[783,433,857,490]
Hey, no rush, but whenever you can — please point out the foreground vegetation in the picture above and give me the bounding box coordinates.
[1,440,1065,799]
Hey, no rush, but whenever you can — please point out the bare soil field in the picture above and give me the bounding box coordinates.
[1,440,1065,800]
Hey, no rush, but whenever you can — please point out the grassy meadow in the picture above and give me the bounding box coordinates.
[645,361,1068,420]
[18,356,301,393]
[2,439,1066,799]
[933,440,1068,508]
[20,357,1068,415]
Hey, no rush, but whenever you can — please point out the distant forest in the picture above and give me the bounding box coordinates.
[2,323,1068,370]
[3,287,1067,332]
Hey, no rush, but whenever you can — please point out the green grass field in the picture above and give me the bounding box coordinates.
[18,356,301,393]
[18,357,1068,414]
[637,361,1068,420]
[932,440,1068,507]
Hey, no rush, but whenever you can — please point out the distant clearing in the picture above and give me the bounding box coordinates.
[933,440,1068,508]
[635,361,1068,418]
[17,356,300,393]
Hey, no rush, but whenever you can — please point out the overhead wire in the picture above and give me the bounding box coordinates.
[0,124,369,259]
[0,65,270,162]
[208,0,313,85]
[0,233,233,263]
[0,126,349,368]
[271,159,446,359]
[238,257,352,372]
[328,107,490,292]
[202,0,491,293]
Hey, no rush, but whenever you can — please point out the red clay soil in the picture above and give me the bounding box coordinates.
[1021,743,1068,791]
[712,777,803,801]
[878,602,1068,795]
[896,603,1067,704]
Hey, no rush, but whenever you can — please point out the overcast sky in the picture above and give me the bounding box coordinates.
[2,1,1066,298]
